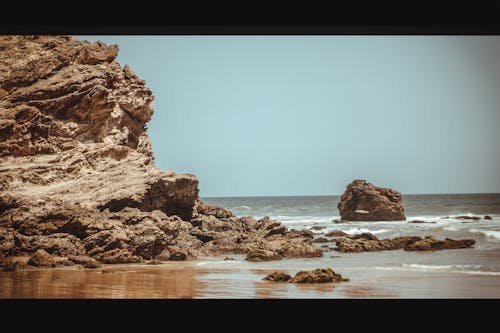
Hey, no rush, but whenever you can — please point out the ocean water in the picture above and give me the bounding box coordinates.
[203,194,500,248]
[199,194,500,285]
[2,194,500,298]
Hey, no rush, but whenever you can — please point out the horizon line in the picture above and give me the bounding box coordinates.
[201,192,500,199]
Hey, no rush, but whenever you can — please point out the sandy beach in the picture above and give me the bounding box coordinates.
[2,249,500,299]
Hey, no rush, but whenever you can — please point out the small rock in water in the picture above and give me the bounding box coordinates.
[224,257,235,261]
[408,220,436,224]
[289,268,349,283]
[311,226,325,230]
[264,268,349,283]
[263,271,292,282]
[455,215,481,221]
[484,215,492,220]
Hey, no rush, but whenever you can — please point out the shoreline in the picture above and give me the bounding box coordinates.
[2,249,500,298]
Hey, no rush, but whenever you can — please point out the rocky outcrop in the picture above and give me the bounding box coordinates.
[404,236,476,251]
[0,36,323,270]
[289,268,349,283]
[0,35,199,220]
[263,268,349,283]
[337,180,406,221]
[263,271,292,282]
[334,233,475,252]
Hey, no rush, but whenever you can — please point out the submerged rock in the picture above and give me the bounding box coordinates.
[311,226,325,230]
[455,215,481,221]
[408,220,436,224]
[337,180,406,221]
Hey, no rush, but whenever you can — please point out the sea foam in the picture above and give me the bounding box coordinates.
[470,229,500,240]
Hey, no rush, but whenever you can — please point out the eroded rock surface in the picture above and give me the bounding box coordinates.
[334,233,475,252]
[0,36,321,270]
[263,268,349,283]
[337,180,406,221]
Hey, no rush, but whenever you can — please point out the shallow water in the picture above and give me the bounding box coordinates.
[1,194,500,298]
[2,250,500,298]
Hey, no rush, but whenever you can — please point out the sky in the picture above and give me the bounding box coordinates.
[80,36,500,197]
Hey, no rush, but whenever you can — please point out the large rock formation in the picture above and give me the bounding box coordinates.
[337,180,406,221]
[0,36,321,270]
[0,35,198,220]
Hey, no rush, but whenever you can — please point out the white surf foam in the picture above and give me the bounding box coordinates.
[344,227,389,235]
[403,264,482,270]
[470,229,500,240]
[375,264,500,276]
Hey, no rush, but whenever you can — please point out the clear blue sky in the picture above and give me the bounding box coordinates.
[80,36,500,197]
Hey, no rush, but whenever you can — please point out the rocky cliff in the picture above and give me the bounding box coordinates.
[0,36,321,270]
[0,35,198,219]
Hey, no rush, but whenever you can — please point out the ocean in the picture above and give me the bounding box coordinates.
[2,194,500,298]
[204,193,500,250]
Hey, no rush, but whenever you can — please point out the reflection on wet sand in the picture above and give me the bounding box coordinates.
[253,280,290,299]
[2,255,500,298]
[0,264,202,299]
[337,285,399,298]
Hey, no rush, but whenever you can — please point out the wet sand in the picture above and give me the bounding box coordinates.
[1,249,500,298]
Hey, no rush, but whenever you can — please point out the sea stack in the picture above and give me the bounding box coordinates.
[337,179,406,221]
